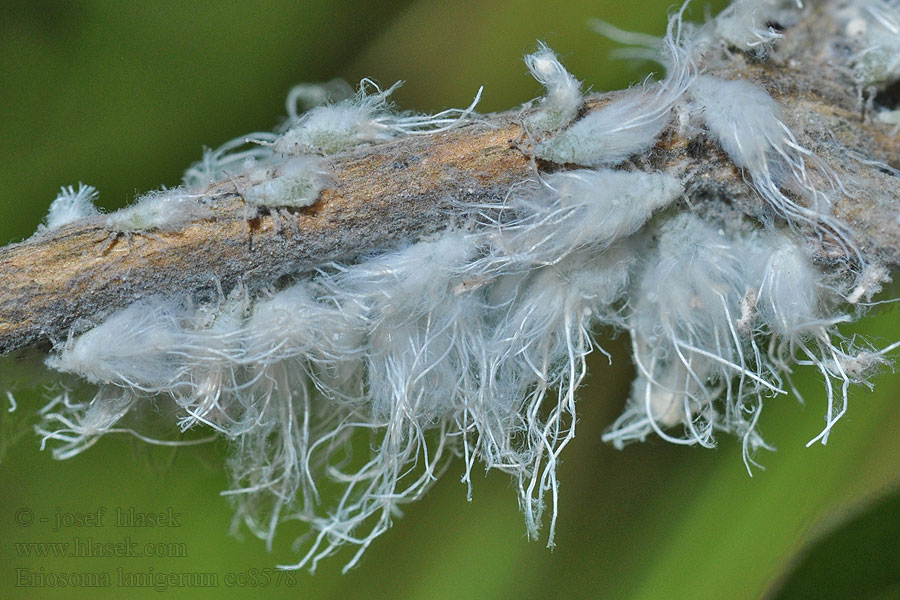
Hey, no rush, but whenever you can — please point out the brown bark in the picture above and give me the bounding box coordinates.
[2,5,899,355]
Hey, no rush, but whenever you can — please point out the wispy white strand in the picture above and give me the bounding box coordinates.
[273,78,483,155]
[38,183,100,232]
[523,43,584,134]
[688,74,863,266]
[25,0,897,573]
[534,2,696,166]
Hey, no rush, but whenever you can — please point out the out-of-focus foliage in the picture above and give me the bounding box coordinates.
[770,487,900,600]
[1,1,898,599]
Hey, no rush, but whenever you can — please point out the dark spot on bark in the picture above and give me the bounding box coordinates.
[687,136,708,159]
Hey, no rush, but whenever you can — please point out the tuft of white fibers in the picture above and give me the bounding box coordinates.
[523,43,583,134]
[688,75,783,171]
[46,300,192,387]
[39,165,677,569]
[105,188,211,233]
[542,169,683,246]
[39,107,886,565]
[698,0,802,56]
[39,183,100,232]
[845,0,900,88]
[242,156,330,209]
[273,78,483,156]
[183,132,279,189]
[605,214,775,455]
[285,79,355,121]
[603,213,885,470]
[473,168,683,273]
[687,74,860,263]
[847,263,891,304]
[27,0,900,573]
[476,245,637,539]
[182,77,478,189]
[752,233,830,337]
[534,3,695,166]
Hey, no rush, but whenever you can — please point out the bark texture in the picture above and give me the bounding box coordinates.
[1,4,898,355]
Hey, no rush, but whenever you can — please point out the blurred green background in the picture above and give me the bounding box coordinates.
[1,1,899,598]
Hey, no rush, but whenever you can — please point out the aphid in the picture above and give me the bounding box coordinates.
[183,133,278,189]
[709,0,785,54]
[688,74,860,265]
[242,156,329,209]
[272,78,482,155]
[38,183,100,232]
[105,188,210,234]
[98,188,212,251]
[477,168,683,269]
[284,79,354,121]
[534,3,694,166]
[20,0,900,574]
[523,43,583,135]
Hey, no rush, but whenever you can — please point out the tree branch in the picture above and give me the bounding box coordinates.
[1,2,898,356]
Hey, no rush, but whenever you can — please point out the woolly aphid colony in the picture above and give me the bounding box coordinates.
[15,0,900,571]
